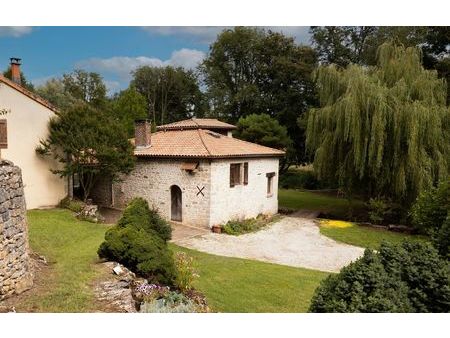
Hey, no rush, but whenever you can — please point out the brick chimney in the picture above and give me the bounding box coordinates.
[135,119,151,148]
[10,58,22,85]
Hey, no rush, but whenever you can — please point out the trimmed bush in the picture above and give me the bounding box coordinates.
[98,225,176,285]
[118,197,172,241]
[309,241,450,313]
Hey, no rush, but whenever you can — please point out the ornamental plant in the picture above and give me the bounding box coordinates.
[174,252,199,292]
[309,241,450,313]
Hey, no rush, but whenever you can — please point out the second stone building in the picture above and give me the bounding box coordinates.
[91,118,284,229]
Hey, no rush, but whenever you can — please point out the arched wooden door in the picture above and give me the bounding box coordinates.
[170,185,182,222]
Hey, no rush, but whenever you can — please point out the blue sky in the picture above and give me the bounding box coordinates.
[0,26,311,94]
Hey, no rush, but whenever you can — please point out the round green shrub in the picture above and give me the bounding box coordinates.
[309,241,450,313]
[118,197,172,241]
[98,225,176,285]
[410,180,449,235]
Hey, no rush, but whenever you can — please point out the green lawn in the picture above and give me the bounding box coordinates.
[23,209,328,313]
[319,223,427,250]
[24,209,109,312]
[279,188,366,219]
[170,245,328,312]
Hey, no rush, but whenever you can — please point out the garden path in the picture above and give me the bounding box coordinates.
[172,216,365,272]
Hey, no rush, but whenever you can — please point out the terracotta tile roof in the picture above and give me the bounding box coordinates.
[156,118,237,131]
[0,75,58,113]
[133,129,285,159]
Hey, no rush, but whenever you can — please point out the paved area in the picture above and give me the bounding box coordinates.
[172,216,365,273]
[171,222,210,241]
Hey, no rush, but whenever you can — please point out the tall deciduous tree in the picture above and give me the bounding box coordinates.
[62,69,107,108]
[132,66,206,127]
[201,27,317,164]
[306,42,449,204]
[110,85,148,137]
[234,114,293,172]
[36,78,83,111]
[37,104,135,201]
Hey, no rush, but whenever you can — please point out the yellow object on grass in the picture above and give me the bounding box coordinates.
[320,219,354,228]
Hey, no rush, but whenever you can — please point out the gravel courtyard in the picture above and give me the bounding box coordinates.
[173,216,365,272]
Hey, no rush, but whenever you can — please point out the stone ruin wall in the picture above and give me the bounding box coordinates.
[0,160,33,300]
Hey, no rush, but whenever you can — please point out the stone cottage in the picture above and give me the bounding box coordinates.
[92,118,284,228]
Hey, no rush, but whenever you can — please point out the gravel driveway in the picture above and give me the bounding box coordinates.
[173,217,365,273]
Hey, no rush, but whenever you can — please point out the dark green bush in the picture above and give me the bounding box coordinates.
[118,197,172,241]
[309,241,450,313]
[279,170,319,190]
[410,180,449,235]
[98,225,176,285]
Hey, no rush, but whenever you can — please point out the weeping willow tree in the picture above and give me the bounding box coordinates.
[306,42,449,204]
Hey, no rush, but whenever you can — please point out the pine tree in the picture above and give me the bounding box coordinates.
[306,42,449,204]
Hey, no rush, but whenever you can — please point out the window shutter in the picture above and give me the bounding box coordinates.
[243,162,248,185]
[0,120,7,149]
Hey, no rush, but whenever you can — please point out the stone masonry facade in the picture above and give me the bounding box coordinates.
[103,157,280,228]
[112,158,212,227]
[0,160,33,300]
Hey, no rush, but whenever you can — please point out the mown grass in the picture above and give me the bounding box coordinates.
[278,189,366,219]
[319,222,427,250]
[23,209,328,313]
[23,209,108,312]
[170,244,329,313]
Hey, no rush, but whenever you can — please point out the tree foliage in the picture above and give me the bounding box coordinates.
[36,78,83,111]
[3,66,35,91]
[109,85,148,137]
[132,66,206,127]
[309,241,450,313]
[36,104,135,201]
[310,26,450,104]
[62,69,107,108]
[201,27,317,164]
[306,42,449,203]
[234,114,293,171]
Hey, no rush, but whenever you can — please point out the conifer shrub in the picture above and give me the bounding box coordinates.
[98,198,175,285]
[118,197,172,241]
[309,241,450,313]
[98,226,176,285]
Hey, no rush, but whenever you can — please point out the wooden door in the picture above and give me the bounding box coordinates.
[171,185,182,222]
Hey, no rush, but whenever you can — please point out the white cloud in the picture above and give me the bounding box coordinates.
[75,48,206,81]
[142,26,227,44]
[75,48,206,93]
[0,26,33,38]
[142,26,311,45]
[169,48,206,69]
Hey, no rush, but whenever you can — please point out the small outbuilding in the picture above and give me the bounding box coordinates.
[92,118,284,228]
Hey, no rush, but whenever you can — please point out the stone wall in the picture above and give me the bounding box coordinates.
[0,160,33,300]
[113,158,212,228]
[209,158,279,226]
